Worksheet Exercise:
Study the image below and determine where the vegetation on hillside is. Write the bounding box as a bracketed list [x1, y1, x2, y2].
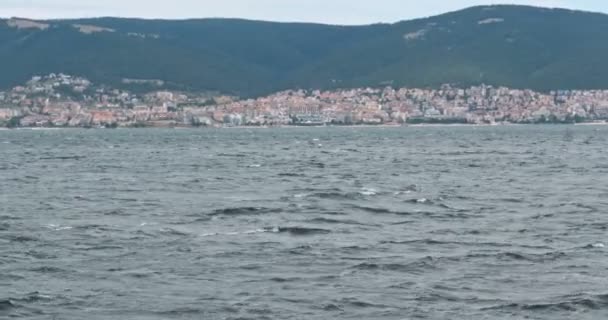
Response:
[1, 5, 608, 96]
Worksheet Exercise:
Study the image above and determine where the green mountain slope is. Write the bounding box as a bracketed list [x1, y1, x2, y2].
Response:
[1, 5, 608, 96]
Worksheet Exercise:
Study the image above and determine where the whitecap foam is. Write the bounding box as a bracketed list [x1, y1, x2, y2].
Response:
[201, 232, 219, 237]
[359, 188, 378, 196]
[201, 228, 272, 237]
[46, 224, 73, 231]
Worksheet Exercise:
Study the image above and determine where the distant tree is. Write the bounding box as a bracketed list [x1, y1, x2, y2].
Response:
[6, 116, 22, 128]
[344, 114, 353, 125]
[131, 121, 148, 128]
[201, 99, 216, 106]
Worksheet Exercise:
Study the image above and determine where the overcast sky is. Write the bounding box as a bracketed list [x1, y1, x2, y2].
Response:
[1, 0, 606, 24]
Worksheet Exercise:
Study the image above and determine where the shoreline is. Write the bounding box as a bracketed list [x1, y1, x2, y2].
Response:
[2, 121, 607, 130]
[574, 122, 608, 126]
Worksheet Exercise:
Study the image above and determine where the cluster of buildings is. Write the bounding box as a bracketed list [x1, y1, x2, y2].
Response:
[2, 74, 608, 128]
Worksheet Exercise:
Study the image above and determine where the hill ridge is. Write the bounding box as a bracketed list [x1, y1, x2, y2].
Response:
[2, 5, 608, 96]
[4, 4, 608, 25]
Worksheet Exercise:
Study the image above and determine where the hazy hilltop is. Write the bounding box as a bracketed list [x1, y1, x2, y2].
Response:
[1, 5, 608, 96]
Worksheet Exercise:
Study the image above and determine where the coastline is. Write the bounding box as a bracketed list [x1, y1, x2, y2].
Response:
[574, 121, 608, 126]
[3, 121, 608, 130]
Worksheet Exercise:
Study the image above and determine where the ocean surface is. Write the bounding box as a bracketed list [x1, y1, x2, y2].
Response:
[2, 126, 608, 320]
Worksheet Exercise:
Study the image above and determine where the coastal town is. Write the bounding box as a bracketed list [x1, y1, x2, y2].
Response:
[1, 73, 608, 128]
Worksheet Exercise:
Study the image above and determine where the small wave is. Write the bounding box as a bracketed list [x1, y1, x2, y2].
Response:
[310, 192, 360, 200]
[382, 239, 554, 250]
[498, 251, 566, 262]
[457, 251, 567, 263]
[217, 153, 246, 158]
[6, 235, 39, 242]
[286, 244, 313, 255]
[353, 262, 410, 271]
[391, 220, 415, 225]
[278, 173, 305, 177]
[207, 207, 282, 217]
[73, 224, 120, 232]
[403, 198, 465, 211]
[499, 198, 525, 203]
[559, 202, 598, 212]
[10, 292, 54, 304]
[159, 228, 190, 236]
[45, 224, 73, 231]
[337, 298, 390, 309]
[307, 160, 325, 168]
[154, 307, 208, 316]
[124, 271, 156, 279]
[0, 215, 19, 220]
[201, 228, 270, 237]
[269, 277, 302, 283]
[485, 293, 608, 312]
[29, 266, 66, 273]
[352, 205, 398, 214]
[415, 292, 485, 303]
[201, 226, 330, 238]
[406, 198, 433, 204]
[40, 155, 86, 160]
[26, 250, 57, 259]
[352, 258, 436, 273]
[585, 243, 605, 249]
[381, 239, 454, 246]
[335, 245, 370, 252]
[0, 299, 14, 311]
[277, 227, 331, 236]
[394, 186, 419, 195]
[359, 191, 377, 196]
[80, 245, 125, 251]
[109, 197, 139, 203]
[306, 217, 368, 226]
[359, 188, 379, 196]
[102, 209, 128, 216]
[73, 195, 94, 202]
[320, 303, 344, 311]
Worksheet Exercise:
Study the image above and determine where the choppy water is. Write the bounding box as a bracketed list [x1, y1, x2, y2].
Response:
[2, 126, 608, 319]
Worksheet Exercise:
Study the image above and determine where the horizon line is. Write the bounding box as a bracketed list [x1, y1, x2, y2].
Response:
[1, 4, 607, 27]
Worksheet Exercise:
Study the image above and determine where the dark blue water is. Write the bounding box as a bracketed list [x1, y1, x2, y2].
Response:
[2, 126, 608, 319]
